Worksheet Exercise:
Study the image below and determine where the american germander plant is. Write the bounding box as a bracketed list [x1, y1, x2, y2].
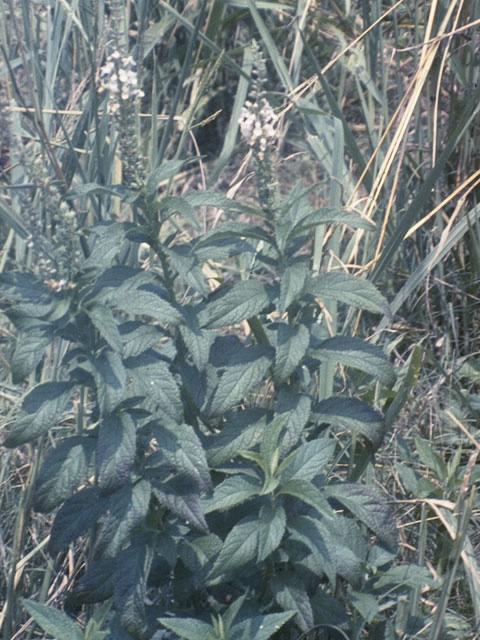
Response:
[2, 40, 420, 640]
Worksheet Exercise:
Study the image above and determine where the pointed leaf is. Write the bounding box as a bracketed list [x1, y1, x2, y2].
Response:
[120, 321, 163, 359]
[258, 504, 287, 561]
[324, 483, 397, 549]
[313, 336, 395, 385]
[203, 475, 261, 513]
[288, 515, 336, 584]
[274, 323, 309, 382]
[111, 284, 182, 325]
[279, 262, 308, 311]
[280, 437, 335, 482]
[11, 323, 54, 383]
[279, 479, 333, 519]
[208, 346, 273, 417]
[230, 612, 295, 640]
[97, 412, 136, 495]
[205, 409, 268, 466]
[271, 574, 314, 632]
[207, 516, 259, 581]
[33, 436, 96, 512]
[202, 280, 271, 329]
[277, 391, 311, 456]
[22, 599, 82, 640]
[153, 480, 208, 531]
[3, 381, 75, 447]
[91, 349, 126, 415]
[196, 221, 274, 247]
[85, 303, 123, 352]
[158, 617, 214, 640]
[296, 208, 375, 233]
[305, 272, 390, 315]
[373, 564, 438, 590]
[314, 396, 385, 451]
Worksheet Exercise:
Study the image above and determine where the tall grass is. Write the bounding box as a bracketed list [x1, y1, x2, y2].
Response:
[1, 0, 479, 638]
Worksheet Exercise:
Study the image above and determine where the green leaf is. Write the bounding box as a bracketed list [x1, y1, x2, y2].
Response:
[49, 487, 109, 555]
[279, 262, 308, 311]
[414, 435, 447, 481]
[180, 306, 215, 370]
[314, 396, 385, 451]
[22, 599, 83, 640]
[158, 617, 215, 640]
[271, 574, 314, 632]
[279, 479, 333, 519]
[84, 222, 128, 268]
[202, 280, 271, 329]
[90, 349, 126, 415]
[110, 284, 182, 325]
[153, 422, 212, 492]
[126, 354, 182, 422]
[373, 564, 438, 590]
[203, 475, 261, 513]
[277, 391, 311, 456]
[207, 516, 259, 582]
[158, 195, 200, 229]
[205, 409, 268, 467]
[97, 412, 136, 495]
[280, 437, 336, 483]
[288, 515, 336, 585]
[95, 480, 151, 558]
[3, 381, 75, 447]
[257, 504, 287, 561]
[208, 346, 273, 417]
[349, 589, 379, 623]
[115, 538, 154, 639]
[85, 303, 123, 352]
[313, 336, 396, 386]
[274, 322, 310, 383]
[153, 479, 208, 531]
[11, 323, 54, 383]
[305, 272, 390, 315]
[296, 207, 375, 233]
[195, 221, 274, 247]
[66, 182, 128, 199]
[33, 436, 96, 512]
[67, 558, 116, 605]
[229, 611, 295, 640]
[324, 484, 397, 549]
[120, 322, 163, 359]
[0, 271, 53, 305]
[145, 159, 190, 195]
[164, 243, 209, 294]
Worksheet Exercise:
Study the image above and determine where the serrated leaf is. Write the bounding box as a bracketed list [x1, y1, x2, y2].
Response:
[373, 564, 438, 590]
[277, 391, 311, 456]
[49, 487, 109, 555]
[271, 574, 314, 632]
[257, 504, 287, 562]
[97, 412, 136, 495]
[120, 322, 163, 359]
[95, 480, 151, 558]
[179, 306, 215, 370]
[115, 538, 154, 639]
[195, 221, 274, 247]
[66, 182, 128, 199]
[279, 479, 333, 519]
[164, 243, 208, 294]
[414, 435, 447, 481]
[279, 262, 308, 311]
[324, 484, 397, 549]
[259, 413, 288, 474]
[85, 303, 123, 352]
[158, 617, 215, 640]
[153, 422, 211, 492]
[84, 222, 128, 268]
[231, 612, 295, 640]
[145, 159, 189, 195]
[202, 280, 271, 329]
[90, 349, 126, 415]
[3, 381, 75, 447]
[313, 336, 395, 386]
[288, 515, 336, 585]
[208, 346, 273, 417]
[280, 437, 336, 482]
[153, 479, 208, 531]
[158, 195, 200, 229]
[203, 475, 261, 513]
[33, 436, 96, 512]
[0, 271, 53, 304]
[126, 354, 182, 422]
[207, 516, 259, 582]
[111, 284, 182, 325]
[22, 599, 83, 640]
[314, 396, 385, 451]
[67, 557, 116, 605]
[205, 409, 269, 467]
[296, 208, 375, 233]
[305, 272, 390, 315]
[349, 590, 379, 623]
[274, 322, 310, 382]
[11, 323, 54, 383]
